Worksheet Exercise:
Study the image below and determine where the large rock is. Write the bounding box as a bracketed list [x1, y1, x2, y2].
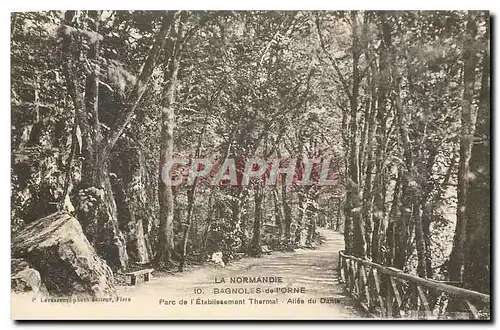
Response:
[12, 212, 116, 297]
[11, 258, 45, 294]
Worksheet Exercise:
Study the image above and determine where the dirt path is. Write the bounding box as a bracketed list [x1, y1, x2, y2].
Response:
[12, 228, 367, 319]
[115, 228, 366, 319]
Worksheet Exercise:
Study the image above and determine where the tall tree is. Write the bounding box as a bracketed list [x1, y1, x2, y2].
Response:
[449, 12, 479, 282]
[59, 10, 176, 270]
[463, 14, 490, 293]
[156, 12, 185, 268]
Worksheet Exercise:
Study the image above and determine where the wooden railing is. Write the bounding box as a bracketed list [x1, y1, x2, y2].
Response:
[338, 251, 490, 320]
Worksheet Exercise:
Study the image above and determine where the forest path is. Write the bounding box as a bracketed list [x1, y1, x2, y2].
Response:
[118, 228, 367, 319]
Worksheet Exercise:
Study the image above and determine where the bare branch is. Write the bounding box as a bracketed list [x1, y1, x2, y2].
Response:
[103, 11, 177, 158]
[315, 15, 352, 100]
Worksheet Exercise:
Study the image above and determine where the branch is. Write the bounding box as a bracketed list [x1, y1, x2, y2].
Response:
[259, 12, 299, 65]
[359, 47, 379, 81]
[59, 10, 91, 149]
[103, 11, 177, 158]
[262, 68, 315, 159]
[315, 15, 352, 100]
[181, 11, 219, 45]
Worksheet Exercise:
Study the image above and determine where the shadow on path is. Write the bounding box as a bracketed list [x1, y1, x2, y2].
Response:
[118, 228, 368, 319]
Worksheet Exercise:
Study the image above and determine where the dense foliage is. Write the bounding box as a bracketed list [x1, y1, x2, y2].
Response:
[11, 11, 489, 294]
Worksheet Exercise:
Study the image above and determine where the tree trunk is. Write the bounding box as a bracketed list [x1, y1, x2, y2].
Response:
[386, 172, 402, 267]
[272, 187, 283, 244]
[392, 36, 414, 272]
[179, 92, 213, 271]
[363, 68, 377, 259]
[463, 19, 490, 293]
[231, 186, 248, 252]
[413, 194, 426, 277]
[201, 192, 215, 255]
[306, 195, 318, 246]
[394, 174, 411, 270]
[422, 203, 434, 278]
[281, 184, 293, 249]
[60, 11, 129, 271]
[110, 139, 150, 264]
[178, 184, 195, 272]
[449, 13, 479, 282]
[295, 192, 309, 246]
[156, 16, 184, 268]
[250, 186, 264, 256]
[371, 13, 391, 264]
[347, 11, 366, 258]
[335, 197, 342, 231]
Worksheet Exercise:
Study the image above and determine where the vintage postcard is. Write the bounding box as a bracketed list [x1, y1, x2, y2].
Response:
[10, 10, 490, 320]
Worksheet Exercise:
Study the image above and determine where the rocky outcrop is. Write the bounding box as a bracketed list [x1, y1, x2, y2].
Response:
[11, 258, 45, 294]
[12, 212, 116, 297]
[110, 138, 151, 264]
[75, 185, 129, 272]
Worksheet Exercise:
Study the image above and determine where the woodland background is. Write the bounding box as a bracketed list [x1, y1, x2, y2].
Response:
[11, 11, 490, 295]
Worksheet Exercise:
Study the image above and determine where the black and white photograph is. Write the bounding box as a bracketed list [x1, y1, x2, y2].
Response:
[9, 9, 491, 320]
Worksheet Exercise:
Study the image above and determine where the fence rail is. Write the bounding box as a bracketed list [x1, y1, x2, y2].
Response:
[338, 250, 490, 320]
